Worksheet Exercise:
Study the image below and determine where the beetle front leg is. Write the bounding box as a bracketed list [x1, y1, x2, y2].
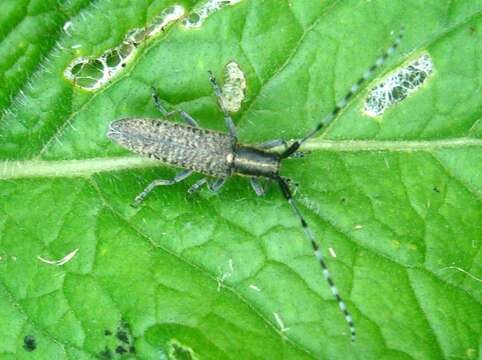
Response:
[208, 71, 237, 137]
[257, 139, 304, 158]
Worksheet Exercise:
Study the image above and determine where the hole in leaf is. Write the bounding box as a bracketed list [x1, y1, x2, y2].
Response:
[364, 53, 434, 116]
[182, 0, 244, 28]
[64, 5, 185, 91]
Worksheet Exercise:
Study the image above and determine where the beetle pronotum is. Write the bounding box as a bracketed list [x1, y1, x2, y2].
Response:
[108, 29, 404, 341]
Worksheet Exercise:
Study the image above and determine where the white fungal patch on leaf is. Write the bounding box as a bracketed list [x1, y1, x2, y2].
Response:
[64, 5, 185, 91]
[364, 53, 434, 116]
[183, 0, 244, 28]
[221, 61, 246, 113]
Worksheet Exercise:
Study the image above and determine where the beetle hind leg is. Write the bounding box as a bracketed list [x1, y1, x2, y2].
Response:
[132, 169, 193, 207]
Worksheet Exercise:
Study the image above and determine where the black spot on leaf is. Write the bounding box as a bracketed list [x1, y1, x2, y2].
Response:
[116, 329, 129, 344]
[23, 335, 36, 352]
[116, 345, 127, 354]
[99, 346, 113, 359]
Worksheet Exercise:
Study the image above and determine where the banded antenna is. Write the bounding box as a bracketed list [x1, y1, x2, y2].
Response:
[278, 28, 405, 341]
[281, 27, 405, 159]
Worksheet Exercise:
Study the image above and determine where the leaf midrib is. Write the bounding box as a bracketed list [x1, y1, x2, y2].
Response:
[1, 137, 480, 179]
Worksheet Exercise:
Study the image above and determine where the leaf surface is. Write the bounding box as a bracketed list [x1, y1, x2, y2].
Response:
[0, 1, 481, 359]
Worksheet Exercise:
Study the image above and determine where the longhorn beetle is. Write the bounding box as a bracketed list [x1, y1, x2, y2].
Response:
[107, 29, 404, 341]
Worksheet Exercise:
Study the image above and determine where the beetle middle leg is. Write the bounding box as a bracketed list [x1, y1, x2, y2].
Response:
[209, 178, 227, 192]
[151, 87, 199, 127]
[208, 71, 237, 137]
[187, 177, 226, 195]
[132, 169, 193, 207]
[250, 178, 265, 196]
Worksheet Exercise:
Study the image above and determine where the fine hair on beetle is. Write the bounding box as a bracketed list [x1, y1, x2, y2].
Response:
[107, 28, 404, 342]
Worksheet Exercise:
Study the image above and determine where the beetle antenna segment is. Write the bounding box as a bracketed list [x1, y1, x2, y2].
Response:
[277, 177, 356, 342]
[281, 27, 404, 159]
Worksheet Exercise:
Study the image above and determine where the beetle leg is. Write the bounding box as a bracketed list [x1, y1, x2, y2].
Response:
[208, 71, 237, 137]
[132, 169, 193, 207]
[187, 177, 226, 196]
[151, 87, 199, 127]
[257, 139, 304, 158]
[179, 111, 199, 127]
[151, 87, 176, 117]
[250, 178, 265, 196]
[187, 178, 208, 195]
[208, 178, 226, 193]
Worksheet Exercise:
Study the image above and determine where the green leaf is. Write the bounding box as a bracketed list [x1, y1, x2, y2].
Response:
[1, 0, 481, 359]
